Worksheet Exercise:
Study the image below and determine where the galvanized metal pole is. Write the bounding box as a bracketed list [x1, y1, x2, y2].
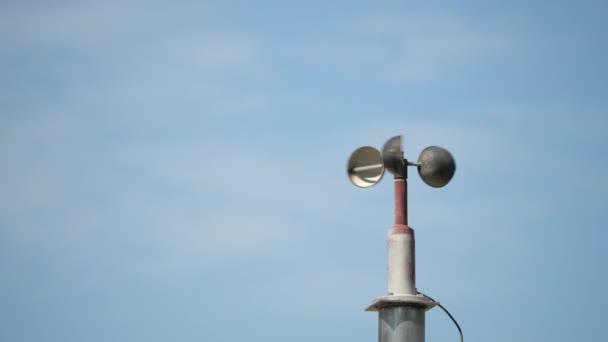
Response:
[379, 306, 425, 342]
[366, 177, 436, 342]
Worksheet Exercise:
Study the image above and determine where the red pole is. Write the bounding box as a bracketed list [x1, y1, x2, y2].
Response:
[394, 178, 408, 226]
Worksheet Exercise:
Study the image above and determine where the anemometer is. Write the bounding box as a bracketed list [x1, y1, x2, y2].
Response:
[347, 135, 455, 189]
[346, 135, 462, 342]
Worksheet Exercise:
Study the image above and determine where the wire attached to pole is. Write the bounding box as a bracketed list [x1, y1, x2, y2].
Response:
[417, 291, 464, 342]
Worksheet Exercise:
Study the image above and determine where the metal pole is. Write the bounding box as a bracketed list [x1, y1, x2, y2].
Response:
[367, 177, 435, 342]
[388, 178, 415, 296]
[379, 306, 425, 342]
[382, 178, 423, 342]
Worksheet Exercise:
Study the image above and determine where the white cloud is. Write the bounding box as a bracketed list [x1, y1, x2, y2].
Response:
[258, 268, 381, 317]
[287, 11, 520, 83]
[2, 1, 605, 287]
[0, 113, 321, 276]
[1, 1, 269, 121]
[1, 1, 210, 50]
[3, 99, 604, 281]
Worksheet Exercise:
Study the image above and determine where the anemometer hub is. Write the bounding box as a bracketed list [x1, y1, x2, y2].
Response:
[382, 135, 407, 178]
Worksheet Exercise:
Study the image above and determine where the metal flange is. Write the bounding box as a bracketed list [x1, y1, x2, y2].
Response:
[365, 294, 438, 312]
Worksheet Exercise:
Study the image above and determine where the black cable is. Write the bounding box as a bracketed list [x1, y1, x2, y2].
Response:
[417, 291, 464, 342]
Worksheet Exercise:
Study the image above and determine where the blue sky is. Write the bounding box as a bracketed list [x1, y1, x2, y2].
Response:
[1, 1, 607, 341]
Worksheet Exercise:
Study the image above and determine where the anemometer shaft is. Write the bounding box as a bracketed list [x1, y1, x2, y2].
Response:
[378, 178, 422, 342]
[394, 178, 408, 225]
[381, 178, 422, 342]
[387, 179, 416, 295]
